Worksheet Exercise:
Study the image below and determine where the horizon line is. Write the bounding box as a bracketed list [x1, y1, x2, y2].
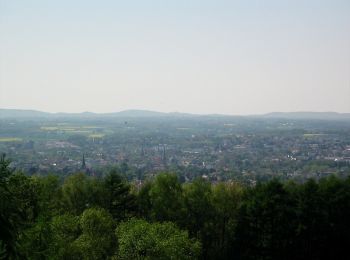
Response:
[1, 107, 350, 117]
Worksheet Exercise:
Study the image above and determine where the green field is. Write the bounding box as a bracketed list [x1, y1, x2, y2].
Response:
[303, 134, 327, 137]
[41, 125, 103, 134]
[40, 126, 59, 131]
[89, 134, 105, 138]
[0, 137, 23, 142]
[40, 124, 108, 139]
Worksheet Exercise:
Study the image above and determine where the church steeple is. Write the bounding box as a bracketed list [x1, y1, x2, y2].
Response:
[82, 153, 86, 169]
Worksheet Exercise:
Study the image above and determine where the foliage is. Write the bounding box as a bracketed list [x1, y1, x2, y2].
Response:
[49, 214, 80, 259]
[149, 173, 184, 223]
[116, 218, 201, 259]
[33, 175, 63, 218]
[19, 217, 52, 259]
[61, 173, 104, 215]
[74, 208, 116, 260]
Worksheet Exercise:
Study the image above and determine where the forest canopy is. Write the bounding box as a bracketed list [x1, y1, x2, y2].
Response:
[1, 154, 350, 259]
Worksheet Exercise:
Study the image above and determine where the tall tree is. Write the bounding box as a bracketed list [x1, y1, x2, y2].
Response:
[103, 170, 136, 221]
[74, 208, 116, 260]
[136, 180, 153, 219]
[210, 182, 243, 259]
[149, 173, 184, 223]
[0, 154, 22, 258]
[183, 178, 214, 258]
[8, 173, 39, 223]
[236, 179, 297, 260]
[318, 176, 350, 260]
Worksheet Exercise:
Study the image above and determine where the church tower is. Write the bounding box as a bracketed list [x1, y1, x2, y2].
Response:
[82, 153, 86, 169]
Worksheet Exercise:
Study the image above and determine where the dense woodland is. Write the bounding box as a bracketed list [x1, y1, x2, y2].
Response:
[1, 154, 350, 259]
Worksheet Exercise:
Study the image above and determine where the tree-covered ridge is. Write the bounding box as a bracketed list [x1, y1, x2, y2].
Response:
[1, 154, 350, 259]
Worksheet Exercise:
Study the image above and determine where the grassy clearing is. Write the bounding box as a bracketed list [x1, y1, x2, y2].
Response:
[40, 125, 106, 137]
[303, 134, 327, 137]
[0, 137, 22, 142]
[89, 134, 105, 138]
[82, 126, 103, 129]
[66, 130, 91, 134]
[41, 127, 59, 131]
[41, 125, 101, 131]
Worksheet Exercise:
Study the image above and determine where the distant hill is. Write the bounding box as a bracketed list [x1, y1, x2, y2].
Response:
[262, 112, 350, 121]
[108, 109, 167, 117]
[0, 109, 51, 118]
[1, 109, 350, 121]
[0, 109, 173, 119]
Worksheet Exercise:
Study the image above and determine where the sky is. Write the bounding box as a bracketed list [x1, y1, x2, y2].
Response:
[0, 0, 349, 115]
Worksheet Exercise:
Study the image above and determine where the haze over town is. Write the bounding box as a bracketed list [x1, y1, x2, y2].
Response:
[1, 0, 349, 115]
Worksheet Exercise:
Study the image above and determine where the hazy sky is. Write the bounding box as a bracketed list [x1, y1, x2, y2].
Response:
[0, 0, 349, 115]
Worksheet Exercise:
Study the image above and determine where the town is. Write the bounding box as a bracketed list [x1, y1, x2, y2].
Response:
[1, 111, 350, 184]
